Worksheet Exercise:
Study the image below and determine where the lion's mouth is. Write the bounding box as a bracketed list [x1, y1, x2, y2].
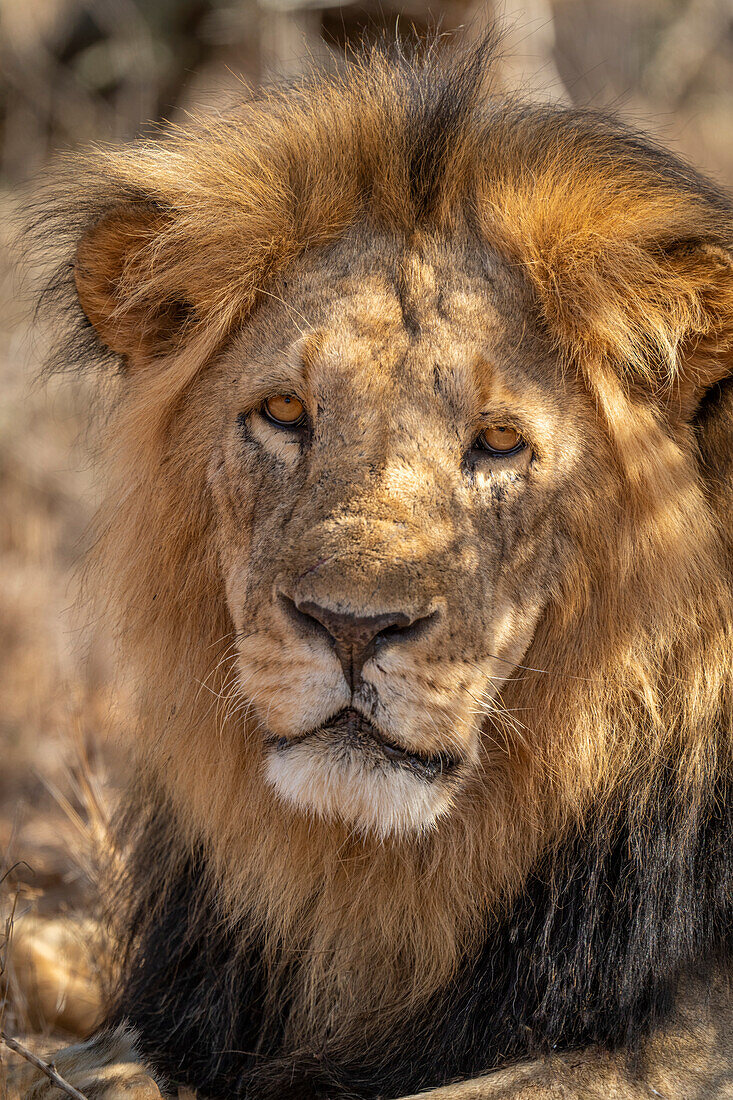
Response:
[266, 707, 461, 782]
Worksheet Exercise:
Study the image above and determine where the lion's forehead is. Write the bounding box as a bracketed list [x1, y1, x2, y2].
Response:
[311, 240, 513, 331]
[234, 240, 566, 426]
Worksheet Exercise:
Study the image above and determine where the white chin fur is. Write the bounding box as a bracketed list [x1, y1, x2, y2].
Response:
[264, 740, 455, 839]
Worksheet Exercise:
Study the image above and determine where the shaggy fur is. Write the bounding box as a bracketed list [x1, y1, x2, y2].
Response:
[29, 34, 733, 1100]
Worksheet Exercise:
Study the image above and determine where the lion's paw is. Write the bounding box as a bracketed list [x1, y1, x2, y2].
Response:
[23, 1025, 164, 1100]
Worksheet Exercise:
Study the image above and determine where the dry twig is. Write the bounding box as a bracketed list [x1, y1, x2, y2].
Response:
[0, 1031, 89, 1100]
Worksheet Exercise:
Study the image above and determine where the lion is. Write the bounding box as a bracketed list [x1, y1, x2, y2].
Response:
[23, 34, 733, 1100]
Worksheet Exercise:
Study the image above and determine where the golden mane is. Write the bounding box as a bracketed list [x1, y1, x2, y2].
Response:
[34, 37, 733, 1088]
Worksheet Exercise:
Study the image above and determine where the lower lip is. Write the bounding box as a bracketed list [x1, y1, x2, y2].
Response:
[267, 708, 461, 782]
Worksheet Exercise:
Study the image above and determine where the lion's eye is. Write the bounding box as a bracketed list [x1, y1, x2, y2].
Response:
[262, 394, 306, 427]
[474, 425, 524, 455]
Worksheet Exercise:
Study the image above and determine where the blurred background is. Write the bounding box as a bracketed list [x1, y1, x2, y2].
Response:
[5, 0, 733, 182]
[2, 0, 733, 1093]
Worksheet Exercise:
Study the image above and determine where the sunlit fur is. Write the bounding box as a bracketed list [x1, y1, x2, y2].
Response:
[34, 35, 733, 1093]
[24, 1026, 161, 1100]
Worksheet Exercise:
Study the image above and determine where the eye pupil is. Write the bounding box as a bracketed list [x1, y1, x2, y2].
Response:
[263, 394, 306, 427]
[476, 425, 523, 455]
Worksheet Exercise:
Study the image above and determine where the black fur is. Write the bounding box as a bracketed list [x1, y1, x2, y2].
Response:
[397, 31, 499, 220]
[109, 756, 733, 1100]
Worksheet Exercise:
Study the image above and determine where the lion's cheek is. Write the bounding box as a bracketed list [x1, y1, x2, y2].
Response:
[235, 628, 351, 737]
[363, 656, 483, 763]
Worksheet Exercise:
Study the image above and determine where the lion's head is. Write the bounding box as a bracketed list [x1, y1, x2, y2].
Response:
[41, 39, 733, 1046]
[207, 232, 575, 839]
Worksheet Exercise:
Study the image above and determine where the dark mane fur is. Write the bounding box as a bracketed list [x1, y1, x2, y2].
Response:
[109, 732, 733, 1099]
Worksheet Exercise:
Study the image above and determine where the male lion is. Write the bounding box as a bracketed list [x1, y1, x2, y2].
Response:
[25, 36, 733, 1100]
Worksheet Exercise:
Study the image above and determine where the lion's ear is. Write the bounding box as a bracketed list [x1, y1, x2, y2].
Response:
[666, 240, 733, 533]
[74, 203, 195, 364]
[667, 241, 733, 419]
[693, 376, 733, 546]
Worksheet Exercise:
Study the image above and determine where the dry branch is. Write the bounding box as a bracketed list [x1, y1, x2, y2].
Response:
[0, 1031, 89, 1100]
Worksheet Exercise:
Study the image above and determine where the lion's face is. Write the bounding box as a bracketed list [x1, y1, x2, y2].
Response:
[208, 232, 589, 837]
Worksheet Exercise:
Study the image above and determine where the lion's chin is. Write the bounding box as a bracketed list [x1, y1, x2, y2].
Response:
[263, 708, 461, 838]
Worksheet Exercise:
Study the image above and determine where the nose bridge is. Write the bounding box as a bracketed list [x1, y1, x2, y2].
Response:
[315, 417, 451, 529]
[288, 500, 454, 625]
[287, 371, 460, 611]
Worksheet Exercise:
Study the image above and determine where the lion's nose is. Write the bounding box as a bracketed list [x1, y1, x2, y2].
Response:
[280, 595, 434, 689]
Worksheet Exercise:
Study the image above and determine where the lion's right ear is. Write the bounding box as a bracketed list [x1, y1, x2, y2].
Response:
[73, 203, 195, 364]
[694, 376, 733, 554]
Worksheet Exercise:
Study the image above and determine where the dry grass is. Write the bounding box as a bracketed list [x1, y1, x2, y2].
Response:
[0, 189, 132, 1098]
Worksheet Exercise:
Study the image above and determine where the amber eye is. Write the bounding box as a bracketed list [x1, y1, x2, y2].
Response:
[475, 425, 524, 455]
[262, 394, 306, 427]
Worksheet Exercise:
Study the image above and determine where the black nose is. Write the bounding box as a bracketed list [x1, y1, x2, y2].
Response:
[282, 596, 433, 689]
